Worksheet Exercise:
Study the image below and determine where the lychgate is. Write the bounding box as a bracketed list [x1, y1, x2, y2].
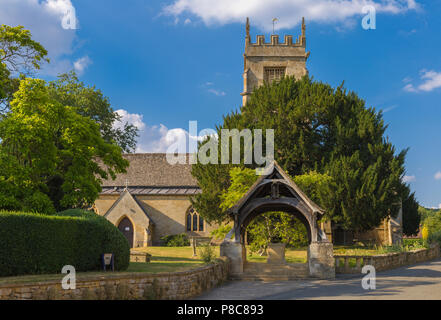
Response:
[220, 161, 335, 279]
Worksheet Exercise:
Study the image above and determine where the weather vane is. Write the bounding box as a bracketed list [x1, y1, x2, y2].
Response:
[272, 18, 278, 34]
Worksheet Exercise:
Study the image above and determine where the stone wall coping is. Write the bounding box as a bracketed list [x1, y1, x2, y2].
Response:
[334, 246, 437, 259]
[0, 257, 229, 289]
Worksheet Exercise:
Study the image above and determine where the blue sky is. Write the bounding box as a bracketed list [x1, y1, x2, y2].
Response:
[1, 0, 441, 208]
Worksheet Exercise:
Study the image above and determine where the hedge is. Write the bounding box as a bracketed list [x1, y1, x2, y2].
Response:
[160, 233, 190, 247]
[0, 209, 130, 277]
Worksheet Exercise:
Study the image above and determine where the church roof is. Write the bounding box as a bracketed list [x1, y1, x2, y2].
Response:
[100, 153, 199, 190]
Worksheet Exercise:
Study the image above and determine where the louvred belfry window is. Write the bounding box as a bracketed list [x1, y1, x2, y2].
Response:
[264, 67, 286, 84]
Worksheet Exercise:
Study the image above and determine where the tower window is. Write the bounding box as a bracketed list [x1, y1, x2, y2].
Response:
[264, 67, 286, 84]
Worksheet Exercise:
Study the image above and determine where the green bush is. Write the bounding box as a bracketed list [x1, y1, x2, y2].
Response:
[428, 230, 441, 247]
[199, 244, 216, 264]
[210, 225, 232, 240]
[160, 233, 190, 247]
[0, 209, 130, 277]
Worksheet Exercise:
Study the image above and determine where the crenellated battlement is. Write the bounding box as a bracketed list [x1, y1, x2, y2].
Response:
[247, 34, 304, 47]
[245, 17, 306, 48]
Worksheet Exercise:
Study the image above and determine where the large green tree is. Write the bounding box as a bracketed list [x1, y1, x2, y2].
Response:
[192, 76, 414, 232]
[0, 25, 49, 112]
[48, 72, 139, 153]
[0, 78, 129, 213]
[0, 25, 138, 152]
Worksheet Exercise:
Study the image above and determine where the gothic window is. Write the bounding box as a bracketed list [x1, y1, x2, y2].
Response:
[264, 67, 286, 84]
[193, 214, 198, 231]
[199, 216, 204, 232]
[186, 207, 204, 232]
[186, 212, 192, 231]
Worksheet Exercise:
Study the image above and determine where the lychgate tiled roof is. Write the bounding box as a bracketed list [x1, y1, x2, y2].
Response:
[100, 153, 199, 189]
[101, 186, 201, 196]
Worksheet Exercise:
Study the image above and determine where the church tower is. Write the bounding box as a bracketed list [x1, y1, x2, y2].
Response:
[241, 17, 310, 106]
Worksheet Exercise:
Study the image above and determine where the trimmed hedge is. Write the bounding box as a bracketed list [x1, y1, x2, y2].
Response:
[0, 209, 130, 277]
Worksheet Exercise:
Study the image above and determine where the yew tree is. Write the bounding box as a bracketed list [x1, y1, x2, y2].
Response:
[192, 76, 417, 232]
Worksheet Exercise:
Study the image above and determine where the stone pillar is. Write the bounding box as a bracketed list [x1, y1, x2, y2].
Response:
[267, 243, 286, 264]
[307, 241, 335, 279]
[220, 241, 245, 275]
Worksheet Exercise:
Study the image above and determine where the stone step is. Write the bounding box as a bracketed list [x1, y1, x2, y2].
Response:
[243, 262, 308, 274]
[232, 262, 310, 281]
[230, 274, 311, 281]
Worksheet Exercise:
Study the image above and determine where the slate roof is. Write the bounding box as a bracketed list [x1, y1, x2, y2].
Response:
[100, 186, 201, 196]
[100, 154, 199, 192]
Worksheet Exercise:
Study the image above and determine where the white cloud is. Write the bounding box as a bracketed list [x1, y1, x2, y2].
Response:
[382, 104, 398, 113]
[404, 70, 441, 93]
[435, 171, 441, 180]
[402, 175, 416, 183]
[73, 56, 92, 76]
[207, 88, 226, 96]
[0, 0, 80, 76]
[114, 109, 146, 131]
[203, 82, 226, 96]
[163, 0, 419, 31]
[113, 109, 211, 153]
[403, 83, 417, 92]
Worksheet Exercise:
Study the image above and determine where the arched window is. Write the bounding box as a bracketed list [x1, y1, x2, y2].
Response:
[199, 216, 204, 232]
[186, 213, 192, 231]
[193, 214, 198, 231]
[186, 207, 204, 232]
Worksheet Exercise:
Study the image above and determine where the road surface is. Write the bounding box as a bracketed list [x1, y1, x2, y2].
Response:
[197, 259, 441, 300]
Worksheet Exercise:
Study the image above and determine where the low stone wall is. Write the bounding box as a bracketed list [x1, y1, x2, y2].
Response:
[334, 245, 440, 274]
[0, 257, 229, 300]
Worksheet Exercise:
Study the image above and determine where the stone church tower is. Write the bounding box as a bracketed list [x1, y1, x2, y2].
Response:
[241, 17, 310, 105]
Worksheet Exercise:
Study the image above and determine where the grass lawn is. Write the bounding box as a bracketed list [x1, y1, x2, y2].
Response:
[333, 246, 381, 256]
[0, 246, 211, 285]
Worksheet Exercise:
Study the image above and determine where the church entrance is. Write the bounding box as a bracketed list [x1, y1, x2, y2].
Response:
[118, 217, 134, 248]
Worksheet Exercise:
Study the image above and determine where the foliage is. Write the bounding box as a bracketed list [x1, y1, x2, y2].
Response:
[199, 244, 216, 264]
[403, 238, 427, 251]
[424, 215, 441, 233]
[422, 225, 430, 242]
[0, 209, 130, 277]
[48, 72, 139, 153]
[427, 231, 441, 247]
[419, 206, 441, 222]
[219, 166, 258, 211]
[160, 233, 190, 247]
[192, 76, 408, 232]
[0, 78, 129, 212]
[210, 224, 233, 240]
[291, 171, 335, 215]
[247, 212, 308, 254]
[402, 238, 424, 247]
[401, 188, 421, 236]
[0, 25, 49, 111]
[0, 25, 137, 150]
